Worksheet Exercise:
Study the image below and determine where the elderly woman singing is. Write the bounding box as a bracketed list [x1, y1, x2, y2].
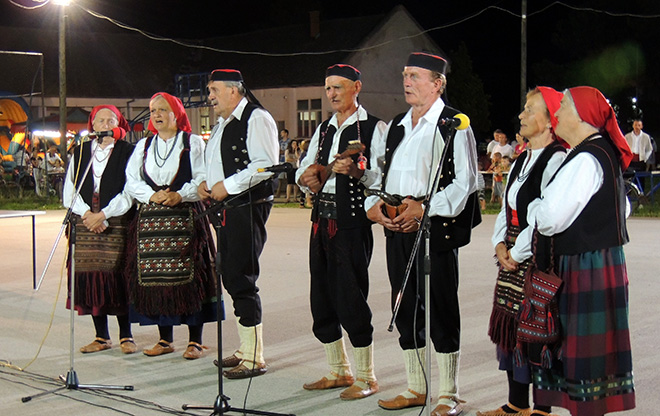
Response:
[63, 105, 136, 354]
[125, 92, 217, 360]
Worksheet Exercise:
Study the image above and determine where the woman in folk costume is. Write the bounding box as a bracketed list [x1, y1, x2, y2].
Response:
[125, 92, 217, 360]
[478, 88, 566, 416]
[63, 105, 137, 354]
[526, 87, 635, 415]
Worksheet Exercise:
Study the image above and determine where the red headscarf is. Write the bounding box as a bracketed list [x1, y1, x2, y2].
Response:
[88, 105, 130, 139]
[568, 86, 633, 170]
[147, 92, 192, 135]
[536, 86, 567, 147]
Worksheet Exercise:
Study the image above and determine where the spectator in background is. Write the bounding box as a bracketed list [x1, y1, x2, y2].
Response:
[284, 139, 301, 203]
[491, 132, 514, 159]
[512, 133, 527, 160]
[275, 129, 291, 198]
[624, 119, 653, 171]
[487, 129, 504, 157]
[488, 152, 504, 204]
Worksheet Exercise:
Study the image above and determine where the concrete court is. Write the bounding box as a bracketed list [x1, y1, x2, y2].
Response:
[0, 208, 656, 416]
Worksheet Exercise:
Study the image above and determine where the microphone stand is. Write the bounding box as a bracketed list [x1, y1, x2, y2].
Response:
[386, 127, 458, 416]
[184, 177, 294, 416]
[23, 138, 134, 404]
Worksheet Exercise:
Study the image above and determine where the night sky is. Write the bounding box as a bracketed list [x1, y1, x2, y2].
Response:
[2, 0, 659, 139]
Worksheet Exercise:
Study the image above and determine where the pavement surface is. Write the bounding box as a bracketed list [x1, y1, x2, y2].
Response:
[0, 208, 655, 415]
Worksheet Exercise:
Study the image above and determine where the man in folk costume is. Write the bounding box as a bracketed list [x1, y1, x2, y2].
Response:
[297, 64, 387, 400]
[198, 69, 279, 379]
[63, 105, 136, 354]
[366, 52, 480, 416]
[125, 92, 217, 360]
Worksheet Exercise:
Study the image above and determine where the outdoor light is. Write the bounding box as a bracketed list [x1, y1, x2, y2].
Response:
[632, 97, 638, 103]
[52, 0, 71, 5]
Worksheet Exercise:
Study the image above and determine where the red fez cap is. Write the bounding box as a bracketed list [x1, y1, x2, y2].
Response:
[326, 64, 361, 81]
[406, 52, 448, 74]
[210, 69, 244, 82]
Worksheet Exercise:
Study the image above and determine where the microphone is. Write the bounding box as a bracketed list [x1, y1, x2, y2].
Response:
[438, 113, 470, 130]
[257, 162, 292, 173]
[89, 127, 126, 141]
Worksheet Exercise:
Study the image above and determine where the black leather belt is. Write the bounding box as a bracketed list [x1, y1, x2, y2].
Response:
[317, 192, 337, 219]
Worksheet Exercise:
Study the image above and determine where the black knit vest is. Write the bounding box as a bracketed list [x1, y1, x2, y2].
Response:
[311, 113, 381, 228]
[551, 135, 629, 255]
[73, 140, 135, 209]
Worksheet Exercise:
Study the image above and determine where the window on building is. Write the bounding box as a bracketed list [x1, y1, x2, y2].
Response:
[297, 99, 322, 138]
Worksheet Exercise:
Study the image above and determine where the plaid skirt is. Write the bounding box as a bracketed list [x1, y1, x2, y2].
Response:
[532, 246, 635, 415]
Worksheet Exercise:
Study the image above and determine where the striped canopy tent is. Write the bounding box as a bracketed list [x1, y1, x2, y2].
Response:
[0, 91, 31, 128]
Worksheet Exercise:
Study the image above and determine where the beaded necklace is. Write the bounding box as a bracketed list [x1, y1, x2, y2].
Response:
[154, 132, 179, 168]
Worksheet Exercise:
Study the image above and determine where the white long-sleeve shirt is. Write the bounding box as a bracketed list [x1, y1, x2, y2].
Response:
[125, 132, 206, 203]
[527, 150, 604, 237]
[62, 141, 134, 219]
[296, 105, 387, 194]
[204, 97, 278, 195]
[365, 97, 478, 218]
[491, 148, 565, 262]
[625, 130, 653, 163]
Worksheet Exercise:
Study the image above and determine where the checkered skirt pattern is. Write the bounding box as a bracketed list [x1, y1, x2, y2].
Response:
[533, 246, 635, 415]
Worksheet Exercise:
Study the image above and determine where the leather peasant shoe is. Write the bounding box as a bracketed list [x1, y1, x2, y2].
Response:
[182, 342, 205, 360]
[143, 340, 174, 356]
[223, 361, 267, 379]
[119, 337, 137, 354]
[476, 403, 533, 416]
[303, 372, 355, 390]
[214, 351, 242, 368]
[80, 337, 111, 353]
[378, 389, 426, 410]
[339, 378, 379, 400]
[431, 396, 466, 416]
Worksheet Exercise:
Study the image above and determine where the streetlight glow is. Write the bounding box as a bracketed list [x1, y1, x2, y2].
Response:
[52, 0, 71, 6]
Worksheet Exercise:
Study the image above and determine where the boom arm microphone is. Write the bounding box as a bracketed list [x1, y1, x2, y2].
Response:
[89, 127, 126, 141]
[256, 162, 292, 173]
[438, 113, 470, 130]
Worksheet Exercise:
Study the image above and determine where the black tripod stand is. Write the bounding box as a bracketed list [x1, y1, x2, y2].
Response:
[183, 183, 294, 416]
[23, 139, 134, 403]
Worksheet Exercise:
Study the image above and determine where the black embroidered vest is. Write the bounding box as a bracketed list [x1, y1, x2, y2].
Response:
[220, 103, 257, 178]
[73, 140, 135, 209]
[311, 113, 380, 228]
[506, 141, 566, 230]
[384, 105, 481, 251]
[551, 135, 629, 255]
[142, 132, 192, 192]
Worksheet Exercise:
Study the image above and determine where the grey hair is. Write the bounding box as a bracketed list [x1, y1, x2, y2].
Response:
[430, 71, 447, 95]
[224, 81, 246, 96]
